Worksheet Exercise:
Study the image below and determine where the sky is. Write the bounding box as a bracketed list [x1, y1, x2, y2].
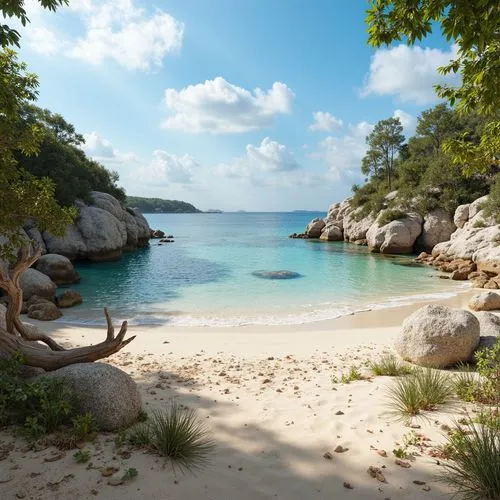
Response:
[12, 0, 459, 211]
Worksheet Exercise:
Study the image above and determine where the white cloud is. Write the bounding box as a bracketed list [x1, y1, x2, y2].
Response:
[216, 137, 300, 182]
[308, 111, 343, 132]
[82, 131, 137, 163]
[362, 44, 460, 104]
[21, 0, 184, 70]
[139, 150, 199, 184]
[309, 121, 374, 179]
[162, 77, 295, 134]
[393, 109, 416, 137]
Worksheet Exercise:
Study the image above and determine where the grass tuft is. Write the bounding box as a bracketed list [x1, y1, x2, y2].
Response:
[370, 354, 413, 376]
[439, 421, 500, 500]
[129, 403, 214, 472]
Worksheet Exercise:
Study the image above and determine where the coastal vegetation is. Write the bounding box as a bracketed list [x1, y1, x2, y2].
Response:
[126, 196, 201, 214]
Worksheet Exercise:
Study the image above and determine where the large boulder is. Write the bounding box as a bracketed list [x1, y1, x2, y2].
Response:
[416, 209, 456, 251]
[468, 196, 488, 220]
[20, 268, 57, 301]
[474, 312, 500, 353]
[469, 291, 500, 311]
[43, 224, 87, 261]
[343, 209, 375, 243]
[36, 254, 80, 285]
[367, 212, 423, 254]
[453, 204, 470, 229]
[320, 223, 343, 241]
[57, 290, 82, 308]
[43, 363, 142, 431]
[27, 301, 62, 321]
[305, 218, 326, 238]
[395, 305, 480, 368]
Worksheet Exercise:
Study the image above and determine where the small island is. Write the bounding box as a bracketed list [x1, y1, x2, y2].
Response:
[126, 196, 201, 214]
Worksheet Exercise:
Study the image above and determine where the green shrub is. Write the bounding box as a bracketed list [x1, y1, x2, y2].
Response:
[370, 354, 413, 376]
[73, 449, 91, 463]
[474, 339, 500, 405]
[129, 403, 214, 472]
[483, 175, 500, 223]
[439, 422, 500, 500]
[71, 413, 99, 442]
[378, 209, 407, 226]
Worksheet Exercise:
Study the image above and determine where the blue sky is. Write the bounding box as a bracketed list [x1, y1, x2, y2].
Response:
[14, 0, 458, 211]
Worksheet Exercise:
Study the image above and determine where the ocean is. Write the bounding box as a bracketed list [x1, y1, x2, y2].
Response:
[61, 212, 464, 326]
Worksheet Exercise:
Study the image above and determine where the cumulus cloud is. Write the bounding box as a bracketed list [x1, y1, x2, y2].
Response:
[21, 0, 184, 70]
[362, 44, 460, 104]
[215, 138, 300, 184]
[139, 150, 199, 184]
[393, 109, 416, 137]
[82, 131, 137, 163]
[308, 111, 343, 132]
[162, 77, 295, 134]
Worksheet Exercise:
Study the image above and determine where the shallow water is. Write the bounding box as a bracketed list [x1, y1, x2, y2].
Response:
[63, 212, 463, 326]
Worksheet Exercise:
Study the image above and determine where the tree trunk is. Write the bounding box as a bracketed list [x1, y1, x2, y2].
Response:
[0, 243, 136, 370]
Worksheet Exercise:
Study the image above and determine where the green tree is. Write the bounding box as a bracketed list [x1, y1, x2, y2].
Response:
[366, 1, 500, 177]
[1, 1, 68, 48]
[361, 117, 405, 190]
[415, 104, 459, 155]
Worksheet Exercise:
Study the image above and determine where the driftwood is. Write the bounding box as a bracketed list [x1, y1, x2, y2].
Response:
[0, 244, 135, 370]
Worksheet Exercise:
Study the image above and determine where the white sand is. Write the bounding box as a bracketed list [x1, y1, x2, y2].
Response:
[0, 288, 490, 499]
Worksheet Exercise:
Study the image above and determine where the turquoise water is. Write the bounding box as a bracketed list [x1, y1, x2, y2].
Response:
[64, 212, 463, 326]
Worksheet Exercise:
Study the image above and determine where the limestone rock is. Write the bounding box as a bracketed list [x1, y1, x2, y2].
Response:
[468, 196, 488, 220]
[305, 218, 326, 238]
[454, 204, 470, 229]
[20, 269, 57, 301]
[343, 210, 375, 242]
[320, 223, 343, 241]
[416, 209, 456, 251]
[394, 305, 480, 368]
[57, 290, 82, 308]
[27, 301, 62, 321]
[474, 312, 500, 353]
[469, 292, 500, 311]
[43, 363, 142, 431]
[36, 254, 80, 285]
[367, 212, 423, 254]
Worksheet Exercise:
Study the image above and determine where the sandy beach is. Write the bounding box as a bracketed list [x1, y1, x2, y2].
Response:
[0, 289, 491, 500]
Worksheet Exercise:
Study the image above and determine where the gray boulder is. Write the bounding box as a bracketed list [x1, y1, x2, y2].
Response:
[43, 225, 87, 261]
[343, 209, 375, 243]
[469, 291, 500, 311]
[44, 363, 142, 431]
[474, 312, 500, 353]
[320, 223, 343, 241]
[453, 204, 470, 229]
[395, 305, 480, 368]
[416, 209, 456, 251]
[90, 191, 125, 222]
[36, 254, 80, 285]
[367, 212, 423, 254]
[57, 289, 82, 308]
[20, 268, 57, 301]
[305, 218, 326, 238]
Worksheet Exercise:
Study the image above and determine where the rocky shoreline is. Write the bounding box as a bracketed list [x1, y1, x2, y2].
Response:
[296, 194, 500, 289]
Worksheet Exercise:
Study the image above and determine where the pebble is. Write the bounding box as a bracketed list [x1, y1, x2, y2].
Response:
[343, 482, 354, 489]
[376, 449, 387, 457]
[323, 452, 333, 460]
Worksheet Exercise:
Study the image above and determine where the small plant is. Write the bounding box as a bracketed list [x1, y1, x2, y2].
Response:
[123, 468, 138, 481]
[378, 209, 406, 226]
[474, 339, 499, 405]
[393, 447, 410, 459]
[73, 449, 91, 463]
[402, 430, 419, 447]
[137, 409, 148, 422]
[337, 366, 366, 384]
[387, 374, 423, 421]
[414, 367, 453, 410]
[130, 403, 214, 472]
[71, 413, 99, 442]
[439, 421, 500, 500]
[453, 369, 479, 402]
[114, 430, 128, 449]
[370, 354, 413, 376]
[474, 408, 500, 432]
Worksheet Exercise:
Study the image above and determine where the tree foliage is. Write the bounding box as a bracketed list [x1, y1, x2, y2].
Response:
[126, 197, 201, 214]
[366, 0, 500, 176]
[0, 0, 68, 48]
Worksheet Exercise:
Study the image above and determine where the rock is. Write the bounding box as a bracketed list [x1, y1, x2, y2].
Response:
[454, 204, 470, 228]
[56, 290, 82, 308]
[20, 268, 57, 301]
[451, 268, 469, 280]
[252, 270, 302, 280]
[343, 210, 375, 243]
[24, 226, 47, 255]
[27, 301, 62, 321]
[151, 229, 165, 239]
[36, 254, 80, 285]
[43, 363, 142, 431]
[320, 223, 343, 241]
[367, 212, 423, 254]
[484, 279, 499, 290]
[474, 312, 500, 353]
[468, 196, 488, 220]
[469, 292, 500, 311]
[305, 218, 326, 238]
[416, 209, 456, 251]
[395, 305, 480, 368]
[43, 224, 87, 261]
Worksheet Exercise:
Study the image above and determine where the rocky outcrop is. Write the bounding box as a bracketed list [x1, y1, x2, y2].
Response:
[366, 212, 423, 254]
[454, 204, 469, 228]
[416, 209, 456, 251]
[20, 269, 57, 301]
[343, 210, 375, 244]
[469, 291, 500, 311]
[35, 254, 80, 285]
[305, 218, 325, 238]
[394, 305, 480, 368]
[35, 191, 151, 262]
[43, 363, 142, 431]
[320, 222, 343, 241]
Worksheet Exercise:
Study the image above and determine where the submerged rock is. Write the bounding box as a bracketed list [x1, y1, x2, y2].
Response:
[252, 270, 302, 280]
[395, 305, 480, 368]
